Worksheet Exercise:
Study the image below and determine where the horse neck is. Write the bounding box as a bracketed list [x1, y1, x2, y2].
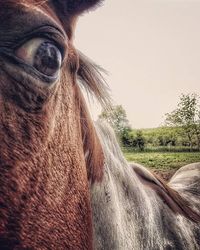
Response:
[94, 121, 200, 227]
[0, 84, 94, 249]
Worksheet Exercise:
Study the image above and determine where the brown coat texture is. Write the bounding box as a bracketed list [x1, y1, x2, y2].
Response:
[0, 1, 104, 249]
[0, 1, 199, 250]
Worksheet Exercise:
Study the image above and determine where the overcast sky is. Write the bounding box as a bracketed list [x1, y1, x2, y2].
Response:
[75, 0, 200, 128]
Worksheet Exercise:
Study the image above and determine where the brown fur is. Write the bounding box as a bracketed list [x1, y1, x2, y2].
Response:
[0, 1, 104, 249]
[0, 0, 199, 249]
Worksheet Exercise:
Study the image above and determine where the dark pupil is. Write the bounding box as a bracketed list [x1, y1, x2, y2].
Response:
[34, 42, 62, 77]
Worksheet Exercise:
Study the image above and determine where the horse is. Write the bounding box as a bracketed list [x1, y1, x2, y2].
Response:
[0, 1, 199, 249]
[92, 121, 200, 249]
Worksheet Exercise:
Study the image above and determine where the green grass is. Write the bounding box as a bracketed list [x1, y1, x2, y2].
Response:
[123, 151, 200, 171]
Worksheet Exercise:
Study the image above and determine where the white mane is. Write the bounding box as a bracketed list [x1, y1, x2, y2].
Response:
[91, 120, 200, 250]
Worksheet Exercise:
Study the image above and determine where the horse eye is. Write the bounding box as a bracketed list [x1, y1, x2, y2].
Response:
[15, 38, 62, 77]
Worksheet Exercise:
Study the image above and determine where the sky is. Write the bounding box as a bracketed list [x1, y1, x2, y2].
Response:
[75, 0, 200, 128]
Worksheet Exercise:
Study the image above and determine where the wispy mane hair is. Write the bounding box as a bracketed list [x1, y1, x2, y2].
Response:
[77, 51, 111, 108]
[75, 52, 111, 184]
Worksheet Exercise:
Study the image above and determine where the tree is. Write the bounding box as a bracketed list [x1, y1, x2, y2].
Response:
[121, 129, 146, 151]
[135, 130, 145, 151]
[99, 105, 131, 137]
[121, 130, 136, 148]
[165, 94, 200, 150]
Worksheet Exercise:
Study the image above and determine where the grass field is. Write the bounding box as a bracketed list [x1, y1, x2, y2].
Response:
[124, 151, 200, 171]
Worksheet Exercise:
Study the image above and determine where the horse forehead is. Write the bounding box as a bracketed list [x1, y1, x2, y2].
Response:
[21, 2, 62, 24]
[21, 2, 54, 18]
[0, 1, 63, 31]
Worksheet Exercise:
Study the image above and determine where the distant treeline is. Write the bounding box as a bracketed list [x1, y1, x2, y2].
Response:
[121, 127, 200, 152]
[99, 94, 200, 153]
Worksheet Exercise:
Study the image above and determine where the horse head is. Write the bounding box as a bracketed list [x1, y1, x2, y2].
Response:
[0, 1, 105, 249]
[1, 2, 200, 250]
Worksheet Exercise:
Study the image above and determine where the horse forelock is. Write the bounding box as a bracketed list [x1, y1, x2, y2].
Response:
[134, 166, 200, 223]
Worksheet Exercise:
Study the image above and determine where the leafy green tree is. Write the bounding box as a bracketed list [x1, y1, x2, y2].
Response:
[121, 130, 146, 151]
[121, 130, 135, 148]
[135, 130, 145, 151]
[165, 94, 200, 150]
[99, 105, 131, 137]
